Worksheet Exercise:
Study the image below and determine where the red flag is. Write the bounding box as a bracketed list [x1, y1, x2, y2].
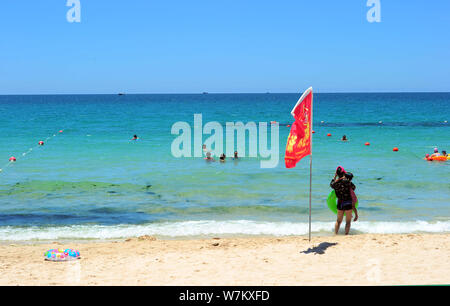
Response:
[285, 87, 313, 168]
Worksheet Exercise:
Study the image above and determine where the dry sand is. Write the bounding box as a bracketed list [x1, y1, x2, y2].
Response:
[0, 233, 449, 286]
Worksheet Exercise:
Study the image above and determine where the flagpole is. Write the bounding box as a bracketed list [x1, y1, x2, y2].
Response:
[285, 87, 313, 242]
[309, 153, 312, 242]
[309, 89, 313, 242]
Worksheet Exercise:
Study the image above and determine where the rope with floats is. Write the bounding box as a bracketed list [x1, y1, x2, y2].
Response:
[0, 129, 64, 174]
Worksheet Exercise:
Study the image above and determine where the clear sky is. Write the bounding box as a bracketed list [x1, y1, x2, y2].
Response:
[1, 1, 449, 94]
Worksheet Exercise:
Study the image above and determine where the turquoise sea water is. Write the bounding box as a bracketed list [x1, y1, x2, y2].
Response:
[0, 93, 448, 240]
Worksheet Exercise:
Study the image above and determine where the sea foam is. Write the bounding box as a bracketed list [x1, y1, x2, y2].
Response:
[0, 220, 449, 241]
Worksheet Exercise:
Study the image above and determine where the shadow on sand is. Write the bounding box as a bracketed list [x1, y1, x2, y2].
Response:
[301, 242, 338, 255]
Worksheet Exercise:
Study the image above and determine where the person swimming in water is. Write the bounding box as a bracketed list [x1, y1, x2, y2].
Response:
[219, 153, 226, 162]
[202, 144, 209, 158]
[341, 135, 348, 141]
[442, 150, 447, 157]
[131, 135, 139, 141]
[430, 148, 440, 157]
[205, 151, 215, 161]
[233, 151, 239, 160]
[330, 166, 357, 235]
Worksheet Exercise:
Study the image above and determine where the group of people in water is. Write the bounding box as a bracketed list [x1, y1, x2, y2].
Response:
[340, 134, 447, 161]
[128, 133, 444, 236]
[425, 147, 447, 160]
[203, 144, 239, 162]
[202, 143, 358, 234]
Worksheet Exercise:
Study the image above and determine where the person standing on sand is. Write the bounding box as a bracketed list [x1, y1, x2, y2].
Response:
[330, 166, 357, 235]
[344, 172, 359, 222]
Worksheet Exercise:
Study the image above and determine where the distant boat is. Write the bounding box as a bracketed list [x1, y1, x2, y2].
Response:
[202, 92, 208, 95]
[118, 93, 125, 96]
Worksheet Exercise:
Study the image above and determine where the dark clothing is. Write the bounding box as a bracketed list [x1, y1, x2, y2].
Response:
[337, 200, 353, 211]
[330, 178, 356, 204]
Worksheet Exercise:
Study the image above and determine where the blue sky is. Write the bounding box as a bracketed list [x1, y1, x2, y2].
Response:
[1, 1, 449, 94]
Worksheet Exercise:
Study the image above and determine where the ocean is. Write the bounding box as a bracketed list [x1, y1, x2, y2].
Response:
[0, 93, 449, 241]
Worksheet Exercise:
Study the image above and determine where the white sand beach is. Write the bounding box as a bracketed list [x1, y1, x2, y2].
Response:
[0, 233, 449, 286]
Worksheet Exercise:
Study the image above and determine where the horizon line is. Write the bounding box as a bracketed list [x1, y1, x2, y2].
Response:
[1, 90, 450, 96]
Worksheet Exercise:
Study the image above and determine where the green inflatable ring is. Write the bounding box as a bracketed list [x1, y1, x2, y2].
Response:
[327, 190, 358, 214]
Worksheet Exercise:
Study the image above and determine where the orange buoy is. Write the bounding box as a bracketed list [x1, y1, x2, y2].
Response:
[327, 133, 331, 137]
[312, 130, 315, 134]
[393, 147, 399, 152]
[59, 130, 63, 133]
[286, 125, 291, 127]
[9, 156, 16, 162]
[38, 141, 44, 146]
[365, 142, 370, 146]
